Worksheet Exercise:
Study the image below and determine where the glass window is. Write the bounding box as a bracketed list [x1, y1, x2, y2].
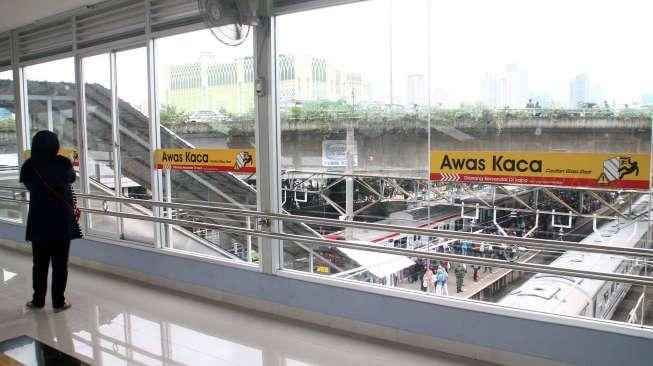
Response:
[24, 58, 78, 149]
[115, 47, 154, 244]
[0, 69, 21, 222]
[156, 30, 256, 261]
[83, 53, 118, 235]
[0, 70, 17, 165]
[276, 1, 429, 274]
[274, 0, 653, 326]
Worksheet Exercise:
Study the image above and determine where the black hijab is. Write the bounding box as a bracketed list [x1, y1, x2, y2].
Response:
[30, 130, 60, 162]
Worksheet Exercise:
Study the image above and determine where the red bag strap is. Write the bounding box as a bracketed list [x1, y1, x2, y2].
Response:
[32, 166, 75, 212]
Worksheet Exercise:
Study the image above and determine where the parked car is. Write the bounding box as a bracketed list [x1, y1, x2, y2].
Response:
[188, 110, 220, 123]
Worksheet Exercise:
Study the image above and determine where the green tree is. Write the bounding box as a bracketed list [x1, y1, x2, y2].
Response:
[160, 104, 189, 126]
[0, 119, 16, 133]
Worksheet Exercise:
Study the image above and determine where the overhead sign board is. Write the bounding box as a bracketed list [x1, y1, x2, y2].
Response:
[322, 140, 358, 168]
[155, 149, 255, 173]
[430, 150, 649, 190]
[23, 148, 80, 167]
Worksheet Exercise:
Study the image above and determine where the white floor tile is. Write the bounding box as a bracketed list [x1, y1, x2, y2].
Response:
[0, 246, 496, 366]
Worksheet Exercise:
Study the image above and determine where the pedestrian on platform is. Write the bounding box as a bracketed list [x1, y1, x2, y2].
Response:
[454, 263, 467, 293]
[20, 131, 80, 312]
[440, 260, 450, 273]
[435, 266, 449, 296]
[472, 264, 481, 282]
[461, 241, 469, 256]
[484, 244, 494, 273]
[418, 264, 427, 292]
[423, 267, 435, 293]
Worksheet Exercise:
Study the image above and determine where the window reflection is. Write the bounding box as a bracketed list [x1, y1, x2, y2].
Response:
[24, 58, 78, 149]
[70, 308, 263, 366]
[84, 53, 119, 235]
[155, 29, 257, 261]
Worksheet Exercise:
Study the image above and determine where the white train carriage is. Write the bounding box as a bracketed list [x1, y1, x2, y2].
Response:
[498, 196, 650, 319]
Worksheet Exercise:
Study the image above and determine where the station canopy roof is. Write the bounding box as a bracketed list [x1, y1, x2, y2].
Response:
[338, 241, 415, 278]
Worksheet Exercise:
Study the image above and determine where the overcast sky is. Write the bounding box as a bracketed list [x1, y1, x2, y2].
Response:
[14, 0, 653, 108]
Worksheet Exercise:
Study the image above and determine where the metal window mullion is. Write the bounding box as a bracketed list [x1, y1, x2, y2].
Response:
[254, 11, 282, 274]
[110, 51, 123, 239]
[75, 54, 91, 235]
[11, 30, 29, 223]
[147, 37, 165, 249]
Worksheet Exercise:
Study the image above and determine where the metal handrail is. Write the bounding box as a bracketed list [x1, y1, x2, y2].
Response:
[2, 187, 652, 259]
[0, 180, 633, 220]
[75, 207, 653, 287]
[2, 194, 653, 287]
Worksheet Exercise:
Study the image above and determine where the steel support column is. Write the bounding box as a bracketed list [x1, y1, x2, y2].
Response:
[255, 5, 282, 274]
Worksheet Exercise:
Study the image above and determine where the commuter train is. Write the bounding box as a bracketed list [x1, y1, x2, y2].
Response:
[498, 195, 650, 320]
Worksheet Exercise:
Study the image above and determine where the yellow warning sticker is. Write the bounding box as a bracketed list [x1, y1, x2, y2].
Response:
[23, 148, 80, 166]
[430, 150, 649, 190]
[154, 149, 256, 173]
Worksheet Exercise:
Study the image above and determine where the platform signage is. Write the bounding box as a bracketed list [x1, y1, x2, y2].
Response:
[23, 148, 80, 167]
[155, 148, 255, 173]
[322, 140, 358, 168]
[316, 266, 330, 273]
[430, 150, 649, 190]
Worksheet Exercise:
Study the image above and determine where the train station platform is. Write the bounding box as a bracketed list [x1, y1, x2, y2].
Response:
[397, 250, 540, 300]
[397, 262, 513, 299]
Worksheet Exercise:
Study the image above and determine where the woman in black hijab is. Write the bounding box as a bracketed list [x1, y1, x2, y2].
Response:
[19, 130, 79, 312]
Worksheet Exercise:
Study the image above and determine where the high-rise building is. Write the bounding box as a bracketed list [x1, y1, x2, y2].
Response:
[504, 63, 529, 109]
[590, 84, 604, 105]
[480, 73, 499, 108]
[641, 93, 653, 106]
[569, 73, 590, 108]
[405, 74, 426, 106]
[167, 53, 369, 114]
[480, 64, 528, 109]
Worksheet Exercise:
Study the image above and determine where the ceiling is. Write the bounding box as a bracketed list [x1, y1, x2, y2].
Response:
[0, 0, 105, 33]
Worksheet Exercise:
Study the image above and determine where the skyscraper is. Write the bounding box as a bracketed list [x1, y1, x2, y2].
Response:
[480, 73, 499, 108]
[590, 84, 604, 105]
[504, 63, 529, 109]
[641, 93, 653, 106]
[480, 64, 528, 109]
[405, 74, 426, 106]
[569, 73, 590, 108]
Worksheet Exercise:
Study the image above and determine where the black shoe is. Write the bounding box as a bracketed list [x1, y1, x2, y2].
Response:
[25, 301, 44, 309]
[53, 302, 72, 313]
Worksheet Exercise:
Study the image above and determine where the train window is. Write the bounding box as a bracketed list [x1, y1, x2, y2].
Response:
[394, 240, 400, 247]
[399, 237, 408, 248]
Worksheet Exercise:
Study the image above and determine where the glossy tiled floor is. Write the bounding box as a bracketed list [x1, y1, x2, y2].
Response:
[0, 246, 494, 366]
